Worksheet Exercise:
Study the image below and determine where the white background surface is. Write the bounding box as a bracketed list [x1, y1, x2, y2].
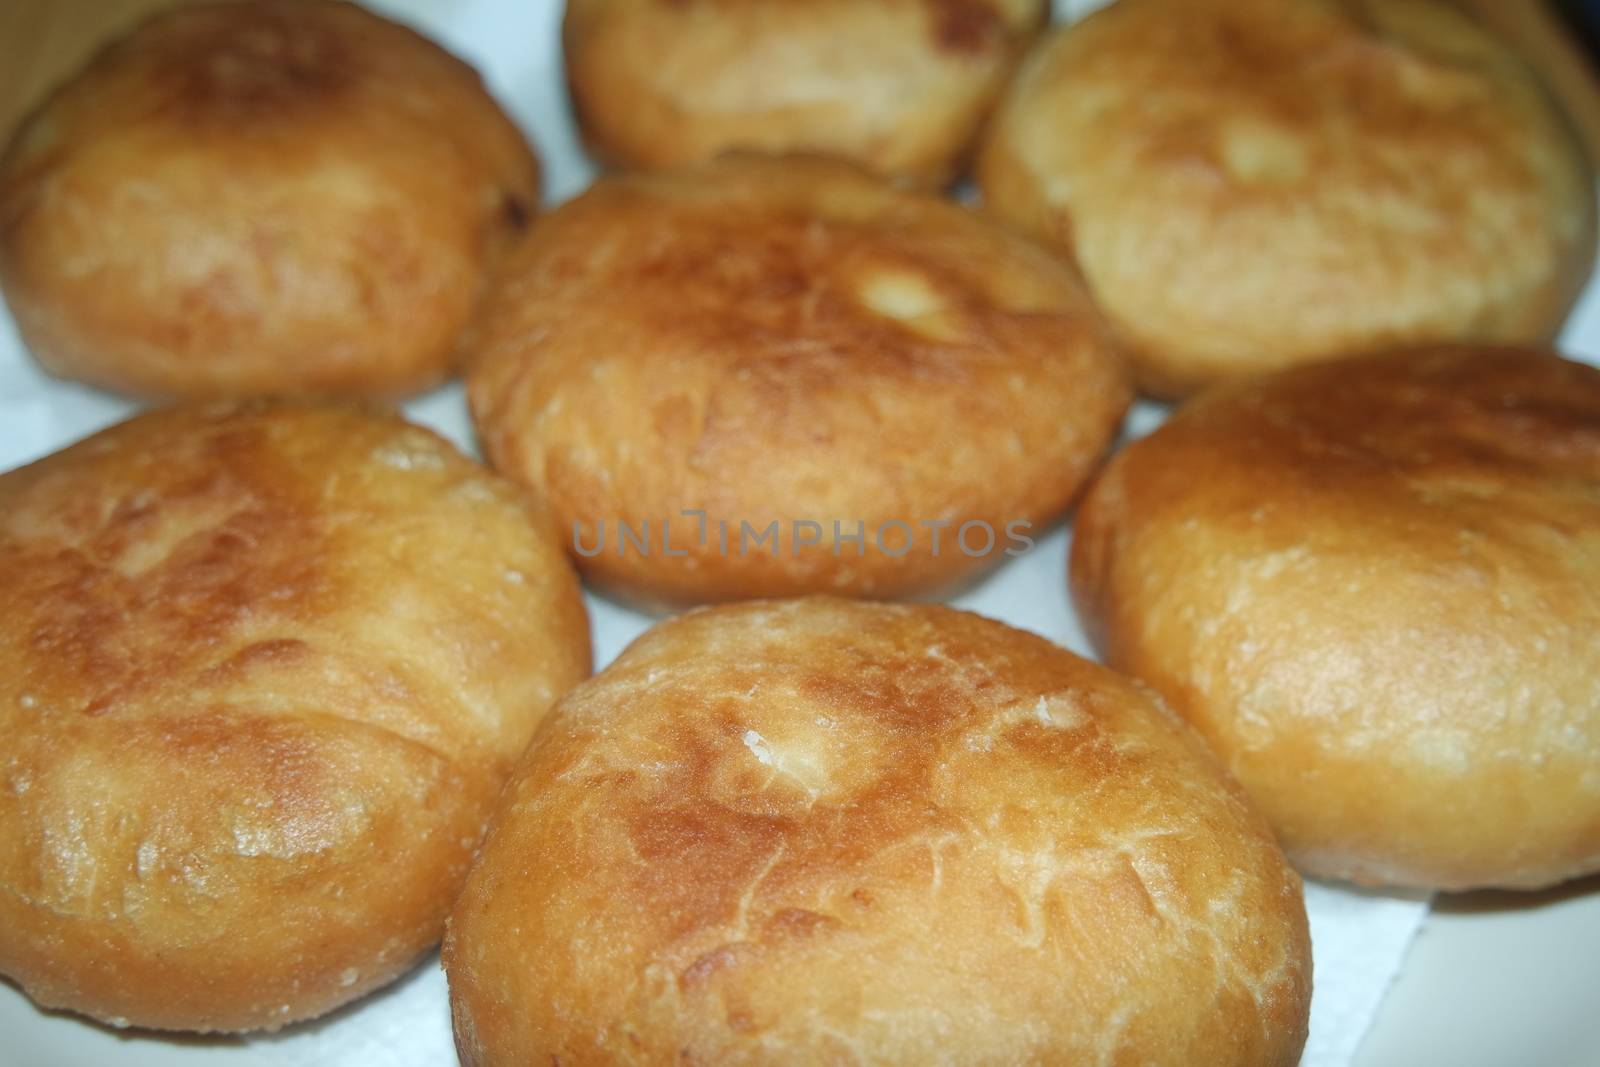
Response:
[0, 1, 1597, 1065]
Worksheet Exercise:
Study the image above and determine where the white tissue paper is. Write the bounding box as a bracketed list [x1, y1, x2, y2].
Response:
[10, 1, 1600, 1065]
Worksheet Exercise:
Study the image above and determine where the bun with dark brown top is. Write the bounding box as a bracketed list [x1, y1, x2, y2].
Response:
[1072, 345, 1600, 890]
[980, 0, 1595, 398]
[468, 154, 1130, 606]
[445, 598, 1311, 1067]
[0, 0, 540, 399]
[0, 402, 589, 1032]
[564, 0, 1047, 187]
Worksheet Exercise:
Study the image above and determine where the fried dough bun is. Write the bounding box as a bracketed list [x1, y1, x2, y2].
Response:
[564, 0, 1046, 186]
[1073, 346, 1600, 889]
[0, 402, 589, 1031]
[0, 0, 540, 399]
[445, 598, 1311, 1066]
[980, 0, 1595, 398]
[468, 154, 1129, 606]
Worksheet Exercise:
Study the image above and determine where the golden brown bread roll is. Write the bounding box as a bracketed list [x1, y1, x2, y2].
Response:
[468, 154, 1130, 606]
[563, 0, 1047, 187]
[1072, 345, 1600, 890]
[979, 0, 1596, 398]
[0, 401, 590, 1032]
[0, 0, 540, 399]
[444, 598, 1312, 1066]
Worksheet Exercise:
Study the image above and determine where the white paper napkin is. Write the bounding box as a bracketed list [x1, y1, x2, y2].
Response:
[37, 0, 1600, 1062]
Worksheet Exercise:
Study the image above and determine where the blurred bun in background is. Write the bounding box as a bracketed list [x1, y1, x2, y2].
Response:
[981, 0, 1596, 398]
[0, 0, 541, 399]
[564, 0, 1047, 187]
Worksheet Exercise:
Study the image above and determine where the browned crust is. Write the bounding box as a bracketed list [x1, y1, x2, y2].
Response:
[1072, 345, 1600, 890]
[563, 0, 1047, 186]
[979, 0, 1597, 398]
[0, 402, 590, 1031]
[467, 154, 1130, 605]
[445, 598, 1310, 1066]
[0, 0, 540, 399]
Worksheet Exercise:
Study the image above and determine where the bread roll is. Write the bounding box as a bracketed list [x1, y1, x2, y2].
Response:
[980, 0, 1595, 398]
[468, 154, 1130, 605]
[0, 0, 540, 399]
[564, 0, 1046, 187]
[445, 598, 1311, 1066]
[0, 401, 589, 1031]
[1072, 345, 1600, 890]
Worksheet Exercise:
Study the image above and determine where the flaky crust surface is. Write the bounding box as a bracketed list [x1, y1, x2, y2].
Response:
[467, 155, 1129, 605]
[1072, 346, 1600, 890]
[564, 0, 1046, 187]
[979, 0, 1596, 398]
[0, 0, 540, 399]
[0, 402, 590, 1032]
[445, 598, 1310, 1066]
